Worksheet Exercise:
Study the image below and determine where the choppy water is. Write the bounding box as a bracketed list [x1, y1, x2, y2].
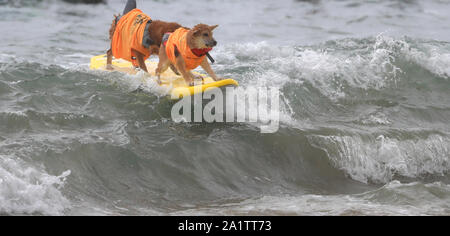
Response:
[1, 0, 450, 215]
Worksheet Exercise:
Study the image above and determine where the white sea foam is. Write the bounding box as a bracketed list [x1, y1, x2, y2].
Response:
[0, 155, 71, 215]
[404, 43, 450, 79]
[308, 134, 450, 184]
[358, 111, 391, 125]
[217, 35, 450, 99]
[215, 38, 401, 100]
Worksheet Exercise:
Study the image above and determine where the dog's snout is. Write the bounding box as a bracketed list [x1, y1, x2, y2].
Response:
[204, 39, 217, 47]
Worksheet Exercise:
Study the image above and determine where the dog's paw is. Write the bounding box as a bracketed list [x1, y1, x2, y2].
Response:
[106, 65, 114, 70]
[193, 74, 204, 81]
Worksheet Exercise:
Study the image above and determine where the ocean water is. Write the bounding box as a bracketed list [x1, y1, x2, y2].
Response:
[0, 0, 450, 215]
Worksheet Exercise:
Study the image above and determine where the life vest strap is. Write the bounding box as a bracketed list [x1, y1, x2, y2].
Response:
[162, 33, 171, 47]
[142, 20, 154, 48]
[206, 52, 215, 64]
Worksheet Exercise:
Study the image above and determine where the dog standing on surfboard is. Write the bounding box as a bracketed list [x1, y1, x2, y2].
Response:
[156, 24, 223, 86]
[106, 0, 181, 73]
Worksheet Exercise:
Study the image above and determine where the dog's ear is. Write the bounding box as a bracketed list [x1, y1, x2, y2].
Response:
[193, 28, 202, 36]
[209, 25, 219, 31]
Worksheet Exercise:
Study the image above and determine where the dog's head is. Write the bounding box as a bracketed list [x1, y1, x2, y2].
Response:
[189, 24, 219, 49]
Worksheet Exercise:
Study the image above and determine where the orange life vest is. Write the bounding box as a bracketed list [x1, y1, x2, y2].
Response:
[165, 28, 209, 70]
[112, 9, 151, 67]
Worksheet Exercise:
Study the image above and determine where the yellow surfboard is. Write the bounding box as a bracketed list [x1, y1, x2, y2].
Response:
[90, 54, 238, 99]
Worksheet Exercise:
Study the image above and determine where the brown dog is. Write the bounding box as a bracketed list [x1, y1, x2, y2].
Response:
[156, 24, 221, 86]
[106, 13, 182, 73]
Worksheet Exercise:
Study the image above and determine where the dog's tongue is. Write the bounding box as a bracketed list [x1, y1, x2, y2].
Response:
[191, 48, 212, 57]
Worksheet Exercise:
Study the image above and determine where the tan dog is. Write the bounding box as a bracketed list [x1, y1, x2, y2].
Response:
[156, 24, 222, 86]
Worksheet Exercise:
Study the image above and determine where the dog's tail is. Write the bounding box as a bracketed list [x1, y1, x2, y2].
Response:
[109, 14, 121, 40]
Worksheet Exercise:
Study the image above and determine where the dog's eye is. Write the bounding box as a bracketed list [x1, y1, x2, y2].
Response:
[203, 33, 209, 37]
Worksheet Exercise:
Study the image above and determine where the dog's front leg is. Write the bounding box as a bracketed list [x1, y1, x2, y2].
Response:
[174, 52, 194, 86]
[200, 58, 220, 81]
[175, 59, 195, 86]
[169, 64, 180, 75]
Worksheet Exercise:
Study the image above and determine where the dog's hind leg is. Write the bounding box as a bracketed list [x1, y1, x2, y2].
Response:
[155, 44, 170, 85]
[132, 49, 149, 73]
[106, 48, 113, 70]
[156, 62, 170, 85]
[107, 15, 119, 71]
